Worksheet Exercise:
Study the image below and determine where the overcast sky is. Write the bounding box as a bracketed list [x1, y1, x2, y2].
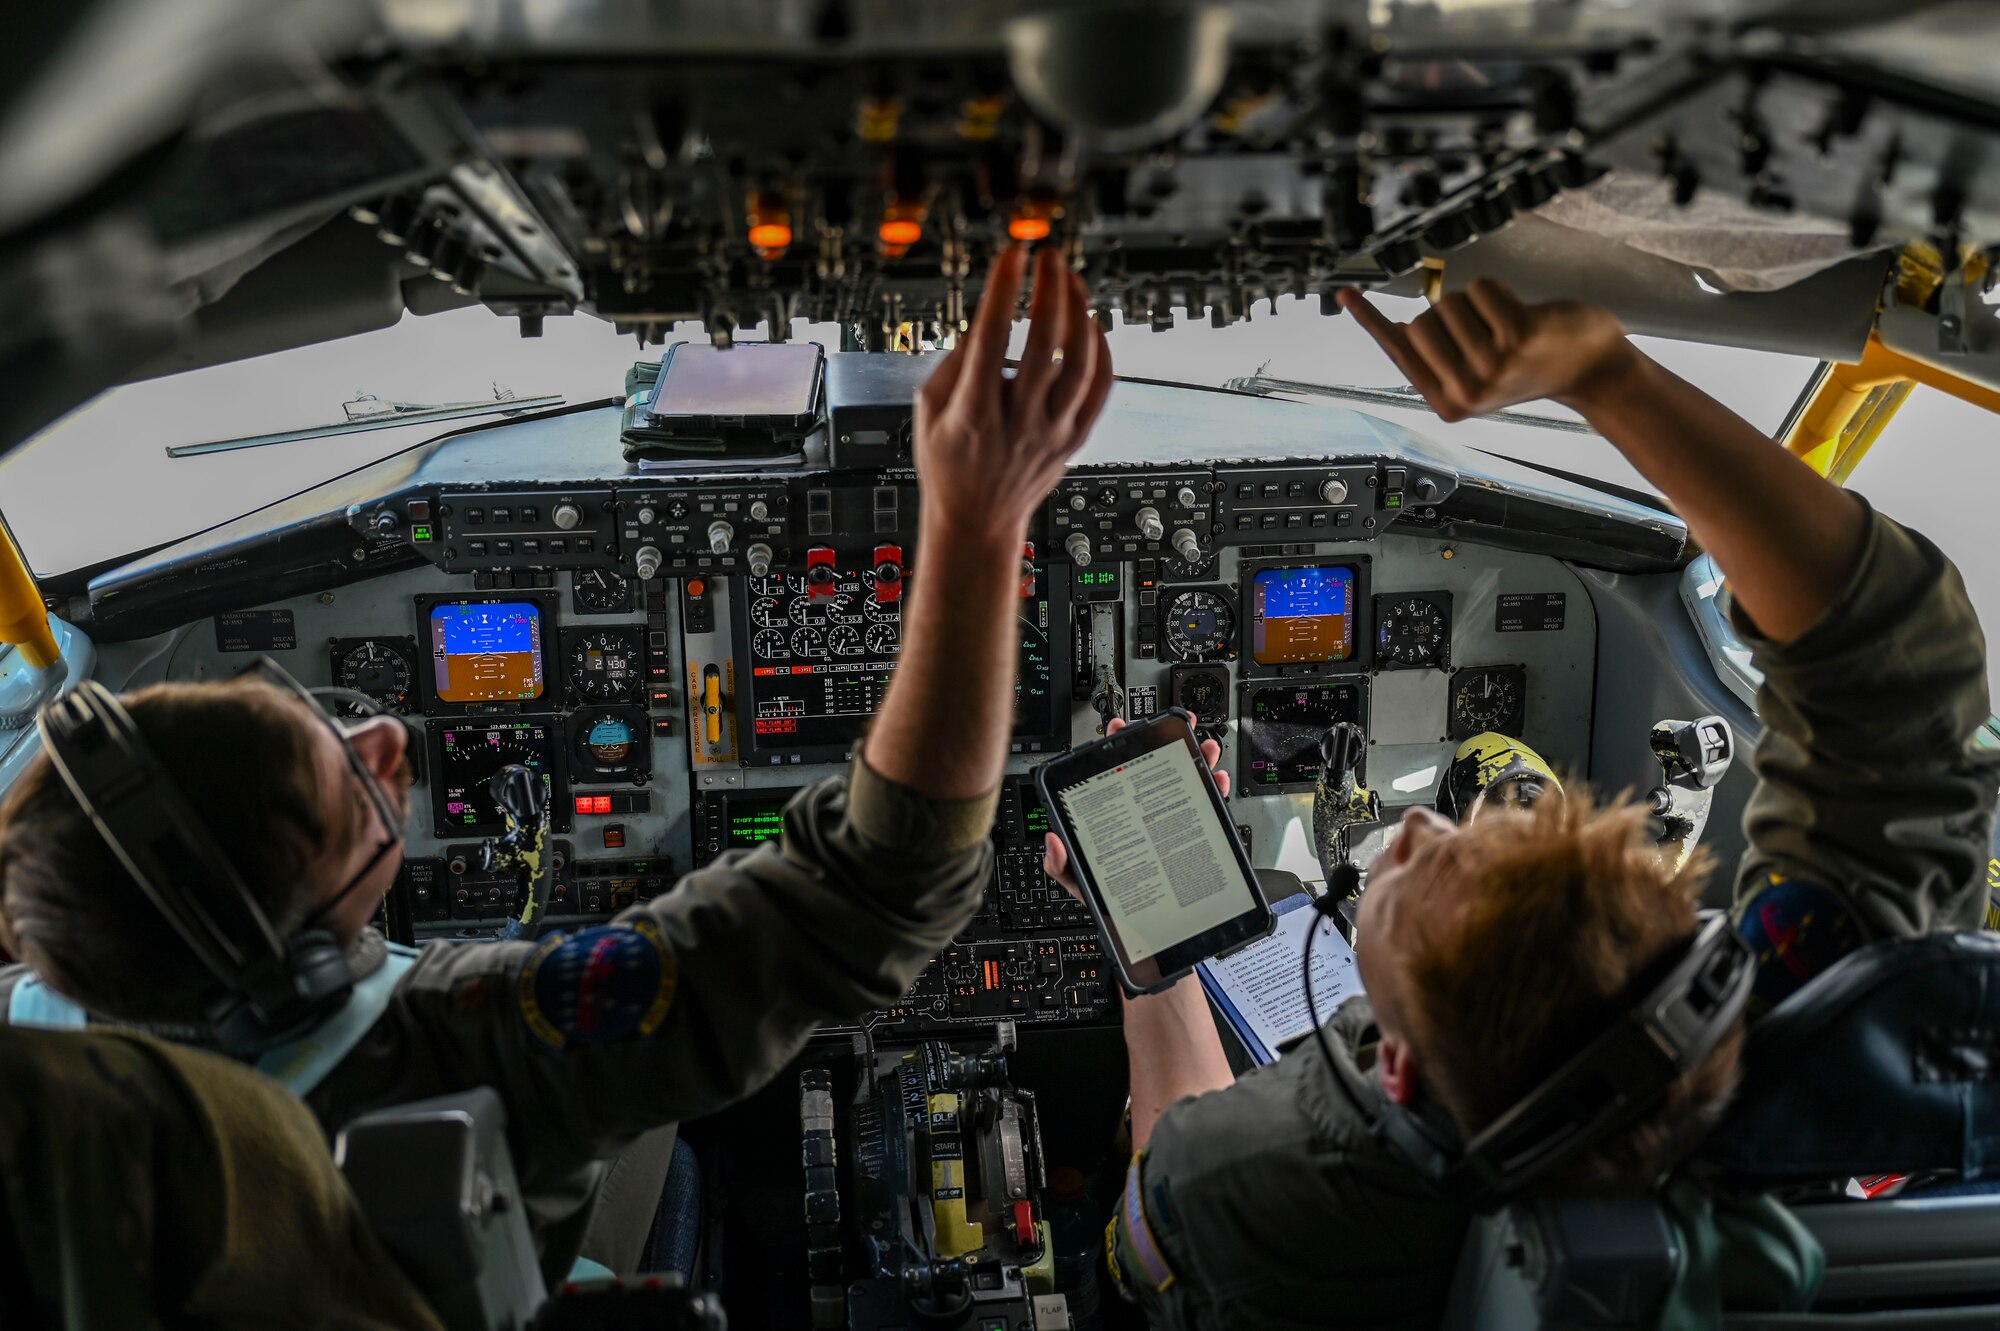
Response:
[5, 294, 1994, 694]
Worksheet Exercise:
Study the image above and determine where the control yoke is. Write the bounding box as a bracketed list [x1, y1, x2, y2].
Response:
[1647, 717, 1734, 869]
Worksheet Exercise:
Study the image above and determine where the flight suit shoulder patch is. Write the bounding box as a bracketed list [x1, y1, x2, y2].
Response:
[517, 918, 677, 1051]
[1738, 873, 1864, 1012]
[1111, 1153, 1177, 1294]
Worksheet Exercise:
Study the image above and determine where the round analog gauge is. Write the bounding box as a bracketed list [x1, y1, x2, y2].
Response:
[750, 597, 787, 628]
[568, 706, 649, 781]
[582, 714, 636, 764]
[828, 625, 864, 656]
[786, 574, 811, 596]
[1377, 595, 1449, 667]
[331, 638, 415, 713]
[1161, 589, 1236, 662]
[1452, 666, 1525, 738]
[863, 594, 900, 623]
[789, 596, 827, 626]
[752, 627, 788, 659]
[865, 622, 899, 655]
[827, 593, 865, 625]
[572, 568, 631, 615]
[566, 630, 644, 703]
[790, 626, 825, 657]
[1174, 669, 1229, 722]
[749, 575, 789, 598]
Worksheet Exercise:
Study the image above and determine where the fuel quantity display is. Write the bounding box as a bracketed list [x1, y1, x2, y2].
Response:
[428, 601, 546, 703]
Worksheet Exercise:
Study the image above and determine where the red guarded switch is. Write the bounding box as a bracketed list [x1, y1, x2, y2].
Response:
[873, 544, 904, 603]
[1018, 541, 1037, 598]
[806, 546, 839, 600]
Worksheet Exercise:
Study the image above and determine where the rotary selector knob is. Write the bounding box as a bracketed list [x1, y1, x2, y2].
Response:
[1414, 476, 1441, 501]
[1171, 528, 1201, 564]
[749, 500, 770, 522]
[707, 521, 735, 555]
[1320, 478, 1349, 505]
[551, 502, 582, 530]
[1135, 506, 1165, 541]
[371, 510, 399, 534]
[636, 505, 657, 525]
[634, 546, 664, 580]
[746, 543, 774, 577]
[1176, 486, 1199, 509]
[1065, 531, 1094, 566]
[1068, 493, 1087, 511]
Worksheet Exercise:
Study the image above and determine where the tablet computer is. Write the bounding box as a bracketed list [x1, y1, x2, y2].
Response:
[1036, 710, 1273, 994]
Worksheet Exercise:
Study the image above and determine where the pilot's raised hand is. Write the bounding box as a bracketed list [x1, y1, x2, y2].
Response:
[1337, 279, 1631, 422]
[1042, 716, 1230, 901]
[915, 245, 1114, 541]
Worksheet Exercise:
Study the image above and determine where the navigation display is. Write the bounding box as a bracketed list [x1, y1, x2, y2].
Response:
[1246, 683, 1364, 790]
[1251, 566, 1355, 665]
[430, 718, 564, 836]
[737, 565, 1062, 760]
[428, 601, 546, 703]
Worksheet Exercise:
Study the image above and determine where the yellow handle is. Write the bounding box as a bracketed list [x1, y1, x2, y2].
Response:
[0, 518, 57, 669]
[703, 666, 723, 745]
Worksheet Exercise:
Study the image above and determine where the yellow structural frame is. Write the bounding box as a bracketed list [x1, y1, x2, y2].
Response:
[1783, 333, 2000, 484]
[0, 517, 57, 669]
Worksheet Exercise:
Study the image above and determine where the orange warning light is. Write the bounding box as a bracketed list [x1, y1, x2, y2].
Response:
[879, 218, 923, 249]
[748, 222, 793, 252]
[1007, 215, 1052, 242]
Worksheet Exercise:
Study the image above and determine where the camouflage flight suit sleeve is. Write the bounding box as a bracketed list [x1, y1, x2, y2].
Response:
[1731, 502, 2000, 1010]
[312, 753, 994, 1271]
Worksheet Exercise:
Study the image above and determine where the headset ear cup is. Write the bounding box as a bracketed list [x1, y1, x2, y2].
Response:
[285, 928, 357, 1017]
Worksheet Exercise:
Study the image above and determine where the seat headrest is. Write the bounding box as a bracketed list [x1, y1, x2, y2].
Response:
[1702, 931, 2000, 1189]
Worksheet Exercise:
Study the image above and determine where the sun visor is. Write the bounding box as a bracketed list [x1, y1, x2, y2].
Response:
[1442, 213, 1889, 363]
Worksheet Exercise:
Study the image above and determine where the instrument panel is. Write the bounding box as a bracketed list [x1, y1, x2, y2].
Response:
[124, 385, 1613, 1032]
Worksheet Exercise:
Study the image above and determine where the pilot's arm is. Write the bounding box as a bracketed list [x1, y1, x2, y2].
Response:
[1340, 282, 2000, 1006]
[323, 249, 1111, 1166]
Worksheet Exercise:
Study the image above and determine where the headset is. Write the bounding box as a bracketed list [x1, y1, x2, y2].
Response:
[1367, 912, 1754, 1206]
[34, 662, 402, 1053]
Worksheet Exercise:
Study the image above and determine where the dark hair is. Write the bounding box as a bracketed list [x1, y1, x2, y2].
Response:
[0, 679, 335, 1029]
[1399, 789, 1744, 1194]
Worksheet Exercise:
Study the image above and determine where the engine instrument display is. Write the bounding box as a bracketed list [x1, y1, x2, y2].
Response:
[1159, 587, 1236, 662]
[1250, 567, 1355, 666]
[565, 627, 645, 703]
[569, 705, 650, 781]
[1245, 683, 1365, 791]
[426, 600, 547, 704]
[329, 636, 418, 714]
[737, 563, 1061, 761]
[1375, 593, 1451, 669]
[430, 718, 566, 835]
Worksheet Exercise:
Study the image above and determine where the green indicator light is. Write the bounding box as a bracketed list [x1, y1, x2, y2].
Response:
[1384, 495, 1402, 509]
[412, 524, 434, 541]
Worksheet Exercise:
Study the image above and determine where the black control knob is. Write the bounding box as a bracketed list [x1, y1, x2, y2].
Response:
[371, 510, 399, 535]
[1065, 531, 1093, 566]
[1414, 476, 1441, 501]
[666, 500, 690, 520]
[1096, 486, 1119, 508]
[552, 502, 582, 530]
